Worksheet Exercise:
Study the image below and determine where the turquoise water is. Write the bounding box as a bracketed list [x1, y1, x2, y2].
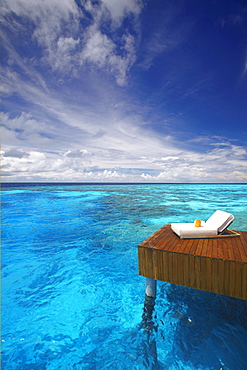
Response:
[1, 183, 247, 370]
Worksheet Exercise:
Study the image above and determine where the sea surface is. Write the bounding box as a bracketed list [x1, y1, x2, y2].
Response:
[1, 183, 247, 370]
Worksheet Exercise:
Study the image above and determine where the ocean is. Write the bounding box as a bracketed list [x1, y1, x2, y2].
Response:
[1, 183, 247, 369]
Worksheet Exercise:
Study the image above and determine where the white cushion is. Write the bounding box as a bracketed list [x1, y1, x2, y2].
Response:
[171, 210, 234, 239]
[205, 210, 234, 232]
[171, 223, 217, 238]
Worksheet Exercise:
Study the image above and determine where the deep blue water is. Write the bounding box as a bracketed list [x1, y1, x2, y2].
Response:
[1, 183, 247, 370]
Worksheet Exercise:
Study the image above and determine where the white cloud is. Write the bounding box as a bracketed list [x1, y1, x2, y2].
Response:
[82, 28, 115, 67]
[231, 171, 247, 180]
[161, 156, 179, 161]
[53, 36, 80, 71]
[1, 0, 80, 69]
[101, 0, 142, 20]
[1, 0, 141, 85]
[140, 143, 247, 183]
[3, 148, 30, 158]
[80, 12, 137, 85]
[65, 149, 91, 158]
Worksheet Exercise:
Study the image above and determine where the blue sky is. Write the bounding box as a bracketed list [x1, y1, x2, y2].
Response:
[1, 0, 247, 183]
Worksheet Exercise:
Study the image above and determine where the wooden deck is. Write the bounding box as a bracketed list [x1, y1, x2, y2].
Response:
[138, 224, 247, 300]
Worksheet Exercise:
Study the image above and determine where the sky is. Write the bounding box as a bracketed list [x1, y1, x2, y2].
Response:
[1, 0, 247, 183]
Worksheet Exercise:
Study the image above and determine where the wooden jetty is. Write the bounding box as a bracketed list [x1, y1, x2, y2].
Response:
[138, 224, 247, 300]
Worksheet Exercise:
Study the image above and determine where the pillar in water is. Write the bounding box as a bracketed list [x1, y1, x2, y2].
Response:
[145, 277, 157, 298]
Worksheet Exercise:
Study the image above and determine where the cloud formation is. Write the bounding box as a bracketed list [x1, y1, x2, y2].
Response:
[1, 0, 141, 85]
[1, 0, 247, 183]
[2, 108, 247, 182]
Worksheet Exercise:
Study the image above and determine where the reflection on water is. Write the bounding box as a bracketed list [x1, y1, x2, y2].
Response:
[141, 295, 160, 369]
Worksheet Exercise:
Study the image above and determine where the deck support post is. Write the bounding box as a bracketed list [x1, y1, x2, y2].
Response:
[142, 279, 157, 333]
[145, 277, 157, 298]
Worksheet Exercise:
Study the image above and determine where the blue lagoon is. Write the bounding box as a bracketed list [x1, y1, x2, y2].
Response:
[2, 183, 247, 369]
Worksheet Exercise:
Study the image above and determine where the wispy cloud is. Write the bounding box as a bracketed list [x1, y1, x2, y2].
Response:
[1, 0, 141, 85]
[1, 0, 81, 65]
[2, 107, 247, 182]
[101, 0, 143, 20]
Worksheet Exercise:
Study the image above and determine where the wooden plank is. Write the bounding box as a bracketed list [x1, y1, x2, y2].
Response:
[152, 248, 158, 280]
[161, 230, 182, 251]
[224, 260, 231, 297]
[227, 239, 235, 262]
[200, 256, 207, 291]
[171, 252, 178, 285]
[218, 259, 225, 295]
[205, 238, 213, 258]
[138, 248, 144, 276]
[188, 255, 196, 289]
[205, 257, 212, 292]
[242, 263, 247, 300]
[167, 252, 173, 283]
[240, 231, 247, 260]
[231, 237, 242, 263]
[151, 230, 170, 249]
[195, 256, 201, 290]
[210, 241, 219, 259]
[222, 240, 229, 260]
[211, 258, 219, 294]
[182, 253, 189, 287]
[189, 239, 199, 256]
[235, 236, 247, 262]
[152, 249, 158, 279]
[234, 262, 242, 299]
[229, 261, 236, 298]
[181, 238, 193, 254]
[180, 238, 192, 254]
[170, 252, 180, 285]
[159, 235, 176, 251]
[216, 239, 225, 260]
[195, 238, 204, 257]
[138, 226, 165, 248]
[176, 253, 185, 285]
[201, 239, 209, 258]
[160, 250, 169, 282]
[138, 247, 154, 278]
[153, 249, 166, 281]
[138, 247, 144, 275]
[170, 251, 177, 283]
[154, 228, 174, 250]
[149, 230, 168, 249]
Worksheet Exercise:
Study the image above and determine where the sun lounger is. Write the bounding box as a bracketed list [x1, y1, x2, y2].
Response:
[171, 210, 234, 239]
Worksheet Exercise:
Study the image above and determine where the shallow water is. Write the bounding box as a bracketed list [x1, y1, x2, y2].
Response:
[2, 183, 247, 369]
